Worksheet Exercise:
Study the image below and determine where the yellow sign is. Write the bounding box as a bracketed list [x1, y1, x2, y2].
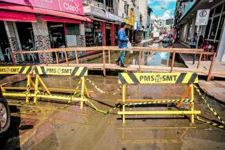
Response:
[129, 9, 134, 26]
[118, 73, 198, 84]
[123, 18, 129, 24]
[34, 66, 88, 76]
[0, 66, 32, 74]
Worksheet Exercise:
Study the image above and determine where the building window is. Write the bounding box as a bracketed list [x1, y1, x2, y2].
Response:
[209, 16, 220, 40]
[106, 0, 113, 7]
[209, 9, 214, 18]
[215, 5, 223, 15]
[66, 24, 80, 35]
[205, 19, 211, 39]
[223, 3, 225, 12]
[216, 14, 225, 40]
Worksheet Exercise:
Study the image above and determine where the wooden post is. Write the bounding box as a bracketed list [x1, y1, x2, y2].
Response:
[197, 54, 202, 69]
[103, 49, 106, 76]
[190, 84, 194, 124]
[75, 50, 79, 64]
[55, 52, 59, 64]
[108, 50, 111, 64]
[9, 52, 16, 66]
[138, 49, 141, 71]
[122, 84, 126, 125]
[64, 50, 69, 66]
[170, 52, 176, 73]
[207, 53, 216, 81]
[43, 52, 48, 66]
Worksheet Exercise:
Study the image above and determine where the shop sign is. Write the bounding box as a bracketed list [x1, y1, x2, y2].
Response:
[123, 19, 129, 24]
[84, 5, 107, 19]
[1, 0, 84, 15]
[129, 9, 134, 26]
[107, 12, 123, 22]
[195, 9, 210, 26]
[107, 12, 116, 21]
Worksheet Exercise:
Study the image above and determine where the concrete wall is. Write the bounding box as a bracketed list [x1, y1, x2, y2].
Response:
[217, 25, 225, 62]
[65, 24, 86, 59]
[32, 17, 53, 63]
[138, 0, 148, 26]
[4, 21, 23, 63]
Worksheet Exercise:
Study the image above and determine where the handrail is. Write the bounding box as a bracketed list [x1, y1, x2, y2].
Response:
[11, 46, 208, 54]
[10, 46, 216, 81]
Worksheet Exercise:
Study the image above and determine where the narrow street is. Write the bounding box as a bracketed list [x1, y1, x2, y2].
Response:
[1, 76, 225, 149]
[1, 0, 225, 149]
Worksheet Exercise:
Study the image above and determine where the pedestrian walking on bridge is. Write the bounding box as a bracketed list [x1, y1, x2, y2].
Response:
[116, 22, 128, 67]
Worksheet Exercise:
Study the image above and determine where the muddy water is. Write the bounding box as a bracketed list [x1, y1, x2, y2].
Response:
[79, 51, 186, 68]
[2, 48, 224, 149]
[6, 75, 225, 150]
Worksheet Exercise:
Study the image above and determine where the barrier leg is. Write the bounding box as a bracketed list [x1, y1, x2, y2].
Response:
[34, 75, 39, 103]
[26, 74, 31, 103]
[177, 86, 191, 108]
[0, 85, 6, 92]
[80, 77, 85, 109]
[37, 75, 51, 95]
[190, 84, 194, 124]
[122, 84, 126, 124]
[84, 78, 90, 98]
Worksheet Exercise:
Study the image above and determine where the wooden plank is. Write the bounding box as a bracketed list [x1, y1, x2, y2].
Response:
[55, 52, 59, 64]
[170, 52, 175, 72]
[207, 53, 216, 81]
[197, 54, 202, 69]
[75, 50, 79, 64]
[12, 46, 211, 55]
[9, 52, 16, 65]
[43, 52, 48, 66]
[64, 50, 69, 66]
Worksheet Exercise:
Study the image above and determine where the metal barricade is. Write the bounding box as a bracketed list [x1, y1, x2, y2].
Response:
[117, 72, 201, 124]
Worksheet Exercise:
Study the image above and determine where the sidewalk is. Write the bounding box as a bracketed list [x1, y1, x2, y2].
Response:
[174, 42, 225, 104]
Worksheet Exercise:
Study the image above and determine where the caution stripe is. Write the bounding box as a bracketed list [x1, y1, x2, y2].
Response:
[194, 85, 225, 125]
[34, 66, 88, 76]
[0, 66, 32, 74]
[117, 99, 192, 106]
[118, 72, 198, 84]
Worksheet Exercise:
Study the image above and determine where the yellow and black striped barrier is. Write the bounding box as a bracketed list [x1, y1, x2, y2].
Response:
[0, 66, 32, 74]
[118, 72, 200, 125]
[1, 66, 90, 110]
[118, 72, 198, 84]
[34, 66, 88, 76]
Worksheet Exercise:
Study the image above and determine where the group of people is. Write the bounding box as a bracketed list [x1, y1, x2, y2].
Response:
[190, 33, 215, 60]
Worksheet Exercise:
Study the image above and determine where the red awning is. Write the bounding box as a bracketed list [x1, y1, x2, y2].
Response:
[0, 10, 36, 22]
[0, 2, 92, 22]
[41, 16, 82, 24]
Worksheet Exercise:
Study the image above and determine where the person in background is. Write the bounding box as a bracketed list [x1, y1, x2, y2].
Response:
[190, 33, 197, 64]
[198, 35, 204, 48]
[116, 22, 128, 67]
[190, 33, 197, 48]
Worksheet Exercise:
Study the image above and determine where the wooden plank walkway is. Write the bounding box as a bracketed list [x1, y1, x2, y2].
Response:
[174, 43, 225, 79]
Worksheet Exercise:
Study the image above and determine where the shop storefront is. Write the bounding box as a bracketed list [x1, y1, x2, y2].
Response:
[0, 0, 92, 63]
[84, 5, 123, 48]
[177, 0, 225, 62]
[0, 21, 10, 62]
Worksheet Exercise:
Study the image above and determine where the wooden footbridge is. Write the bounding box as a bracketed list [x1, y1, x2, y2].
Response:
[9, 46, 222, 81]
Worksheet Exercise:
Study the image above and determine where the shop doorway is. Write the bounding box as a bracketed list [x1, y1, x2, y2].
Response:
[106, 23, 111, 46]
[0, 21, 10, 62]
[48, 22, 65, 48]
[93, 21, 102, 46]
[16, 22, 35, 62]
